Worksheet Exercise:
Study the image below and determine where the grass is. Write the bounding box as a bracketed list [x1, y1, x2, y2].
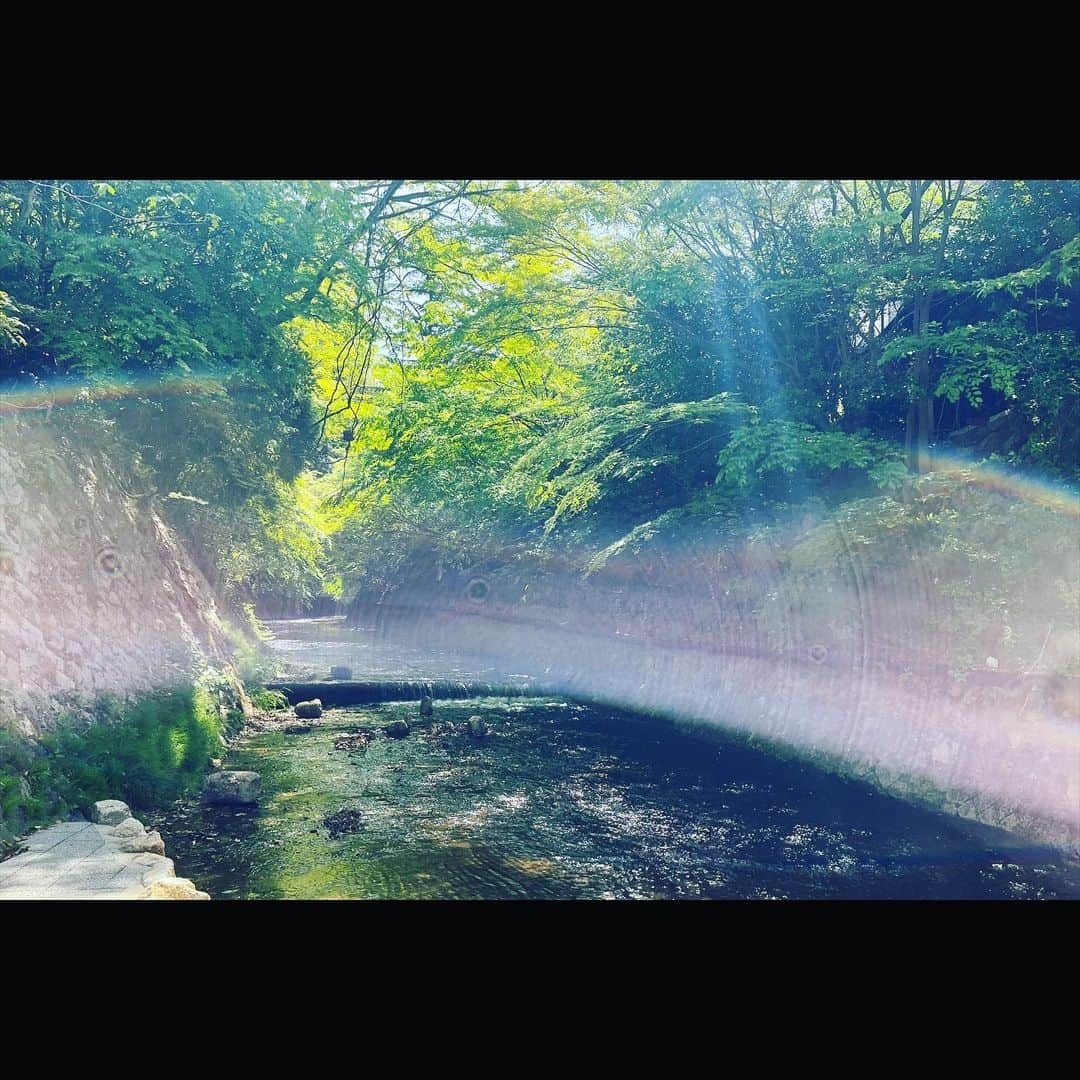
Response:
[248, 686, 288, 711]
[0, 669, 244, 840]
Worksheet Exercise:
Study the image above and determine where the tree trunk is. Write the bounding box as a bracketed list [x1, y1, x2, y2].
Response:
[17, 181, 37, 237]
[913, 301, 934, 473]
[906, 182, 934, 473]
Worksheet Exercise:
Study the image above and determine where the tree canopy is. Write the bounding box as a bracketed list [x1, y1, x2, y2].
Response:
[1, 179, 1076, 611]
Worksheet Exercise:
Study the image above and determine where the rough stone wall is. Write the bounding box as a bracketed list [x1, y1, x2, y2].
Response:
[0, 414, 238, 737]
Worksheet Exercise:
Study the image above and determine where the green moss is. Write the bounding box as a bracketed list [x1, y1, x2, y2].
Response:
[248, 687, 288, 711]
[0, 672, 244, 837]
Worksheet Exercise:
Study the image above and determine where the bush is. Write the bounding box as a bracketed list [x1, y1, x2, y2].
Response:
[249, 687, 288, 711]
[0, 676, 240, 835]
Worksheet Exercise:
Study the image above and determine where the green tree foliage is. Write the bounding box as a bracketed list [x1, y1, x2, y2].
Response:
[0, 180, 325, 600]
[328, 179, 1075, 597]
[0, 180, 495, 605]
[3, 180, 1075, 611]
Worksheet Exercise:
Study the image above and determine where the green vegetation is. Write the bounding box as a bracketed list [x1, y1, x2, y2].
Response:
[3, 178, 1075, 869]
[313, 180, 1079, 604]
[4, 180, 1075, 613]
[248, 687, 289, 712]
[1, 178, 1076, 629]
[750, 470, 1080, 676]
[0, 671, 240, 837]
[1, 178, 1077, 863]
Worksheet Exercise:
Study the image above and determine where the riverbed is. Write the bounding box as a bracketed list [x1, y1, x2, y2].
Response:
[149, 691, 1080, 900]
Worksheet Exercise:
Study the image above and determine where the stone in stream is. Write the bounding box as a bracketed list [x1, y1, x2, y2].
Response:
[329, 666, 353, 680]
[323, 808, 364, 839]
[90, 799, 132, 826]
[203, 770, 262, 806]
[294, 699, 323, 719]
[283, 722, 313, 735]
[466, 715, 488, 737]
[334, 732, 373, 752]
[385, 718, 410, 739]
[419, 694, 434, 718]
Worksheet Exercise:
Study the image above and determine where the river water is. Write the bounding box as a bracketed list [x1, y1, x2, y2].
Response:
[148, 619, 1080, 900]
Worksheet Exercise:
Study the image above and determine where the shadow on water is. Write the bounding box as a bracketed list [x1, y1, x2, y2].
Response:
[149, 696, 1080, 900]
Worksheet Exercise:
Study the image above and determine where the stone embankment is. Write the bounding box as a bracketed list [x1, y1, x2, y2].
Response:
[0, 414, 240, 738]
[0, 799, 208, 900]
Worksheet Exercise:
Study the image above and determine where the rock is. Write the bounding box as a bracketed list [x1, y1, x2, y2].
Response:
[138, 855, 177, 885]
[419, 694, 434, 718]
[203, 770, 261, 805]
[334, 733, 372, 752]
[329, 666, 353, 680]
[283, 723, 313, 735]
[323, 808, 364, 839]
[385, 718, 410, 739]
[295, 699, 323, 719]
[90, 799, 131, 826]
[986, 656, 999, 670]
[119, 830, 166, 855]
[147, 878, 210, 900]
[112, 817, 147, 839]
[0, 822, 24, 858]
[466, 715, 488, 737]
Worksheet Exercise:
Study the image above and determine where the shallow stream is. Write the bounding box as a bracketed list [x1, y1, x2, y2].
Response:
[150, 693, 1080, 900]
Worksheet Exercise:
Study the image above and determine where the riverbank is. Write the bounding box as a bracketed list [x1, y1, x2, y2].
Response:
[0, 669, 254, 847]
[0, 800, 209, 899]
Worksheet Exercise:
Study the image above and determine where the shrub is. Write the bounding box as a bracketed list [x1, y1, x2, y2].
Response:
[0, 674, 240, 835]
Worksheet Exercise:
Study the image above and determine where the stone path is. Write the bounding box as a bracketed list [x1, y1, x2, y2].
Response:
[0, 802, 209, 900]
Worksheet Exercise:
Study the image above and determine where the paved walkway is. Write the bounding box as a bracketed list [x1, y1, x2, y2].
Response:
[0, 812, 207, 900]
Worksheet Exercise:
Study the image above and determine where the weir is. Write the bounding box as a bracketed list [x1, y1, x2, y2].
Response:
[266, 678, 556, 706]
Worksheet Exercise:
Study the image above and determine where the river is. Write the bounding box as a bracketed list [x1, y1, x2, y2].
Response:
[148, 618, 1080, 899]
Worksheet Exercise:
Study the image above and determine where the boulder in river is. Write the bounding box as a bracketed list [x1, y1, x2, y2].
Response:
[329, 666, 353, 680]
[203, 770, 262, 805]
[323, 808, 364, 839]
[419, 694, 434, 718]
[295, 699, 323, 719]
[90, 800, 132, 826]
[334, 732, 373, 752]
[284, 722, 313, 735]
[385, 718, 410, 739]
[466, 715, 488, 737]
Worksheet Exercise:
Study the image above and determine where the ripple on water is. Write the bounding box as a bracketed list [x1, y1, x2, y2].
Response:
[147, 695, 1080, 901]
